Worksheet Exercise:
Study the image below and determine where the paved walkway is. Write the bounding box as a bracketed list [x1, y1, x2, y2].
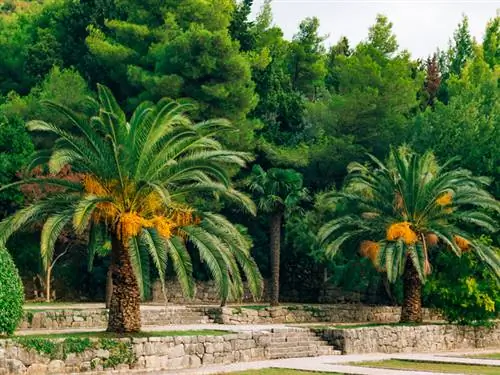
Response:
[85, 350, 499, 375]
[172, 350, 500, 375]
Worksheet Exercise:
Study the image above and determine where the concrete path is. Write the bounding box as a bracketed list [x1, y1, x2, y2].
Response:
[171, 350, 500, 375]
[84, 350, 500, 375]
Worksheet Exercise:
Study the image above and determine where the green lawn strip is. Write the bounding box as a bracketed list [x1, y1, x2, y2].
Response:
[24, 303, 85, 309]
[466, 353, 500, 360]
[310, 322, 447, 330]
[231, 372, 344, 375]
[353, 359, 500, 374]
[9, 329, 232, 340]
[237, 305, 270, 311]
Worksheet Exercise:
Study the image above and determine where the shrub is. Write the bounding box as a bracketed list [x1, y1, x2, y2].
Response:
[0, 247, 24, 335]
[425, 238, 500, 326]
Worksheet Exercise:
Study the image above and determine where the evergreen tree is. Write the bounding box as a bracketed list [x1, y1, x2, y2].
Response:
[367, 14, 398, 56]
[229, 0, 255, 52]
[86, 0, 257, 123]
[325, 36, 351, 92]
[449, 15, 474, 76]
[483, 16, 499, 69]
[288, 17, 327, 100]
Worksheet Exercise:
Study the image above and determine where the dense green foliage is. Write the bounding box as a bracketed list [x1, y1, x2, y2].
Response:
[318, 147, 500, 321]
[425, 238, 500, 326]
[0, 0, 498, 318]
[0, 85, 263, 308]
[0, 116, 33, 217]
[0, 247, 24, 335]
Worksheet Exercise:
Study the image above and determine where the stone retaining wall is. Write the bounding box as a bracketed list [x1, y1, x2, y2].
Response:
[21, 304, 443, 331]
[21, 306, 211, 330]
[152, 280, 271, 304]
[320, 324, 500, 354]
[209, 305, 442, 324]
[0, 328, 322, 374]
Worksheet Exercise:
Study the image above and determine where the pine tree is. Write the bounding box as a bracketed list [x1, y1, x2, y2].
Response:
[483, 16, 499, 69]
[450, 15, 474, 75]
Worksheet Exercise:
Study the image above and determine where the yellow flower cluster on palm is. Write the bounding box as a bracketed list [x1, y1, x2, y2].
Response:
[360, 240, 380, 264]
[436, 191, 453, 206]
[83, 174, 196, 241]
[454, 235, 471, 252]
[386, 221, 418, 245]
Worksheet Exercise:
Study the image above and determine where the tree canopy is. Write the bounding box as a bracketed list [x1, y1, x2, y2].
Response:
[0, 1, 498, 316]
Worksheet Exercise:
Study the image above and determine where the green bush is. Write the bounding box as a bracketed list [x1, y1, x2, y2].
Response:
[425, 239, 500, 326]
[0, 247, 24, 335]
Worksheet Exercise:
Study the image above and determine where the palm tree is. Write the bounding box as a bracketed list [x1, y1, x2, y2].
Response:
[0, 85, 263, 332]
[247, 165, 308, 306]
[319, 147, 500, 323]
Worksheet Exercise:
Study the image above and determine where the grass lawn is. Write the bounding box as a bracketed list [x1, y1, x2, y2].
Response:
[10, 329, 232, 339]
[309, 322, 449, 331]
[235, 305, 270, 311]
[466, 353, 500, 360]
[354, 359, 500, 374]
[223, 370, 344, 375]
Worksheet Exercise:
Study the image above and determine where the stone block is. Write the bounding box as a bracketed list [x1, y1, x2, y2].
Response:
[202, 353, 214, 365]
[167, 344, 185, 359]
[189, 355, 201, 368]
[64, 353, 79, 366]
[79, 362, 91, 372]
[250, 347, 265, 359]
[165, 355, 189, 369]
[26, 364, 47, 375]
[95, 349, 110, 359]
[145, 355, 160, 369]
[47, 360, 65, 374]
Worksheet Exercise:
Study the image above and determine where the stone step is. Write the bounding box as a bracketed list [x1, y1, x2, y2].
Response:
[318, 347, 342, 356]
[268, 349, 317, 359]
[269, 341, 323, 349]
[270, 338, 321, 343]
[271, 335, 323, 342]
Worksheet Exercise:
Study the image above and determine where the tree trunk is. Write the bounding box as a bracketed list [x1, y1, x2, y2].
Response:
[270, 212, 282, 307]
[45, 267, 51, 303]
[105, 267, 113, 309]
[107, 234, 141, 333]
[400, 258, 423, 323]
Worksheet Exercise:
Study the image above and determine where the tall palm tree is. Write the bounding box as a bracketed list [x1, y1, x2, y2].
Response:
[247, 165, 308, 306]
[319, 148, 500, 323]
[0, 85, 263, 332]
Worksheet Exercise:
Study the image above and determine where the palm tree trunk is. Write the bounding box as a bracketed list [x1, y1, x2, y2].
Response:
[400, 258, 423, 323]
[107, 234, 141, 333]
[270, 212, 282, 307]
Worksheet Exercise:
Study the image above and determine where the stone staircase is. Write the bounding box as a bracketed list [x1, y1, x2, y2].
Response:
[266, 328, 341, 359]
[142, 306, 213, 325]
